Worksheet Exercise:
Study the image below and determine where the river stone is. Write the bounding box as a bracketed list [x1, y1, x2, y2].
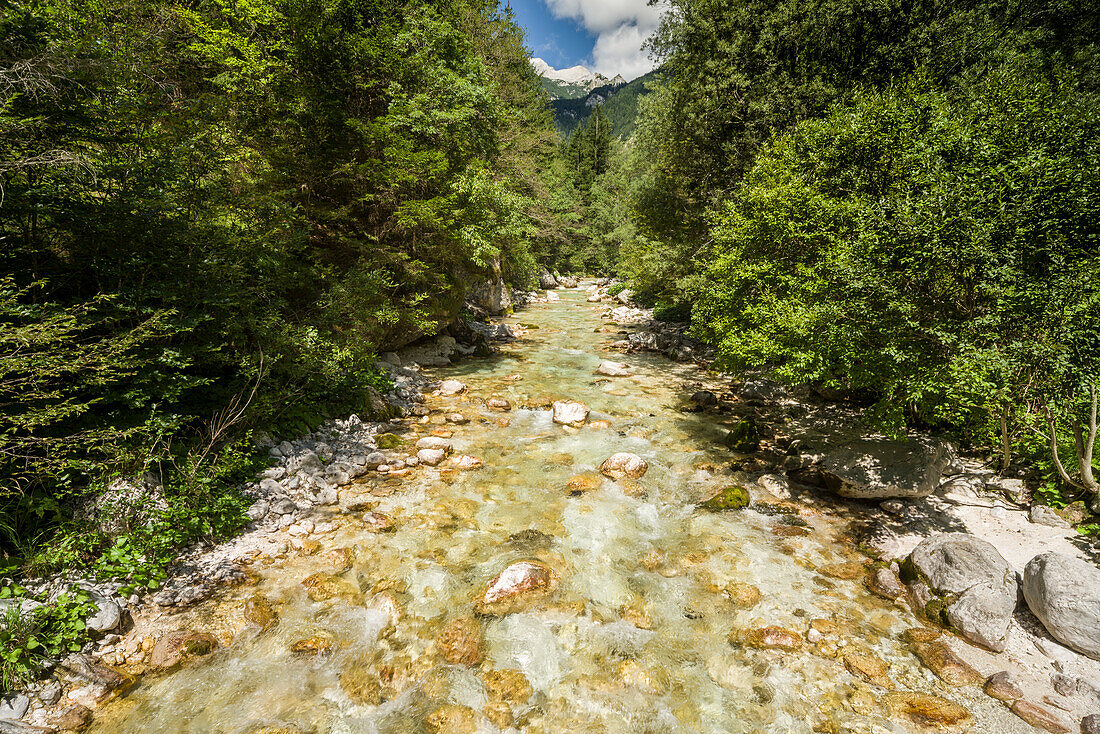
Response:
[148, 631, 218, 672]
[843, 651, 894, 689]
[415, 437, 453, 453]
[1010, 700, 1070, 733]
[0, 694, 29, 721]
[1021, 552, 1100, 660]
[690, 390, 718, 408]
[884, 692, 973, 731]
[984, 671, 1023, 701]
[486, 398, 511, 411]
[243, 594, 277, 630]
[453, 455, 482, 470]
[1083, 714, 1100, 734]
[905, 533, 1017, 652]
[725, 582, 762, 608]
[418, 448, 447, 466]
[1030, 505, 1070, 527]
[483, 669, 532, 703]
[436, 617, 483, 666]
[552, 400, 589, 425]
[340, 660, 382, 705]
[301, 573, 359, 602]
[438, 380, 467, 395]
[425, 704, 478, 734]
[866, 566, 907, 600]
[818, 436, 953, 498]
[733, 626, 803, 652]
[475, 560, 557, 615]
[85, 590, 121, 632]
[290, 635, 334, 655]
[362, 511, 395, 532]
[47, 705, 93, 731]
[700, 486, 750, 511]
[599, 452, 648, 479]
[566, 473, 603, 494]
[38, 681, 61, 707]
[595, 360, 632, 377]
[910, 641, 984, 685]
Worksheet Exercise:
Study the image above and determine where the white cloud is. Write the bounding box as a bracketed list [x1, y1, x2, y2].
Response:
[542, 0, 664, 80]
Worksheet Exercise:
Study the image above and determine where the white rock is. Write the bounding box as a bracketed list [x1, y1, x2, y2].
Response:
[415, 437, 453, 453]
[0, 692, 29, 720]
[85, 590, 121, 633]
[418, 448, 447, 466]
[1023, 552, 1100, 660]
[552, 400, 589, 426]
[438, 379, 467, 395]
[595, 360, 632, 377]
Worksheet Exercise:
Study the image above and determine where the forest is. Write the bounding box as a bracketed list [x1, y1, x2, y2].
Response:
[1, 0, 1099, 695]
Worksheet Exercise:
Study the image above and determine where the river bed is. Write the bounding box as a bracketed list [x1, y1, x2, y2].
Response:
[89, 288, 1039, 733]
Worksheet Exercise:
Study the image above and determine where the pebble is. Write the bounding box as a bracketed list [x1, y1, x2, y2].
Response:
[1010, 700, 1070, 733]
[984, 671, 1023, 701]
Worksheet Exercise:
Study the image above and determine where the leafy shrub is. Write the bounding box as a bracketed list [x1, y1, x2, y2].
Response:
[608, 283, 626, 296]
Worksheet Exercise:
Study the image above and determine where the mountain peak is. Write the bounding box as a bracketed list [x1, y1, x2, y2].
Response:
[529, 58, 621, 100]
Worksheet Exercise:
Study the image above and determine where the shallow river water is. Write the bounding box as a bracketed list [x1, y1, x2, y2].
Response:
[91, 288, 1038, 733]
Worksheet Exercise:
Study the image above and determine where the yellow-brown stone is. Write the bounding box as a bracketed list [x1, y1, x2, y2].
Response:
[843, 651, 894, 689]
[482, 668, 533, 703]
[436, 617, 483, 666]
[884, 692, 974, 731]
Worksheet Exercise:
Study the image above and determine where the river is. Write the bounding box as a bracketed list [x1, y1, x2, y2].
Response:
[90, 286, 1034, 733]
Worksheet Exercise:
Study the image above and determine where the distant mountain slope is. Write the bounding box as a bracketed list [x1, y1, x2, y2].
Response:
[551, 69, 662, 139]
[530, 58, 622, 100]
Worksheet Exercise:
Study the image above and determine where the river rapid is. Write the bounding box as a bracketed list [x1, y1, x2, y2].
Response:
[90, 287, 1036, 733]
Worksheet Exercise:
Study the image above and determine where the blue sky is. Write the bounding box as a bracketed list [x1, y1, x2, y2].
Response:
[505, 0, 662, 80]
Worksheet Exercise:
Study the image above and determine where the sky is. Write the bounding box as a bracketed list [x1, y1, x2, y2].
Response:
[505, 0, 663, 81]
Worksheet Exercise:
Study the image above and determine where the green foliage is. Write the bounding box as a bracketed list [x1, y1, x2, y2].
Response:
[0, 587, 96, 690]
[0, 0, 572, 568]
[694, 73, 1099, 450]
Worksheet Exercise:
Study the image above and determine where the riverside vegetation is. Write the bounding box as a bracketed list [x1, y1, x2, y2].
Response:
[1, 0, 1100, 726]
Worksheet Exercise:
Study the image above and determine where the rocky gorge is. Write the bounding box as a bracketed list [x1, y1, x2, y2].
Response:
[3, 281, 1100, 734]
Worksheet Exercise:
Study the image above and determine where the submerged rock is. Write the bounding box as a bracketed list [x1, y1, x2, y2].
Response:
[1022, 551, 1100, 660]
[866, 566, 907, 600]
[243, 594, 277, 631]
[725, 582, 762, 608]
[910, 641, 983, 686]
[482, 668, 532, 703]
[552, 400, 589, 426]
[301, 573, 359, 602]
[565, 473, 603, 494]
[732, 626, 803, 652]
[340, 660, 382, 705]
[453, 455, 483, 470]
[290, 635, 334, 655]
[884, 692, 973, 731]
[599, 452, 648, 480]
[425, 704, 478, 734]
[475, 560, 557, 615]
[595, 360, 632, 377]
[843, 651, 894, 689]
[486, 398, 511, 411]
[147, 631, 218, 672]
[436, 617, 483, 666]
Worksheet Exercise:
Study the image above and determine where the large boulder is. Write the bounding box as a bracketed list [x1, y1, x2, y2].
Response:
[467, 277, 512, 316]
[397, 335, 458, 367]
[538, 269, 558, 289]
[1021, 552, 1100, 660]
[819, 437, 953, 499]
[903, 533, 1017, 652]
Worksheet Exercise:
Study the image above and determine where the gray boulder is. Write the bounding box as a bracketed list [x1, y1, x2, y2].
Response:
[84, 589, 121, 633]
[538, 269, 558, 289]
[1029, 505, 1070, 528]
[1022, 552, 1100, 660]
[0, 693, 29, 721]
[905, 533, 1017, 652]
[819, 437, 953, 499]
